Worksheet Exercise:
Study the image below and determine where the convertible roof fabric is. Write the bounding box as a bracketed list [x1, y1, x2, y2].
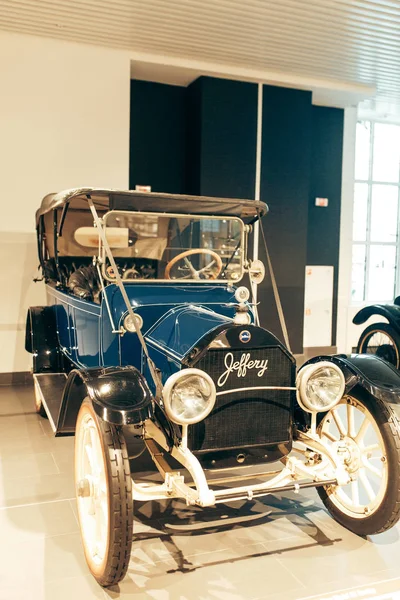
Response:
[36, 188, 268, 224]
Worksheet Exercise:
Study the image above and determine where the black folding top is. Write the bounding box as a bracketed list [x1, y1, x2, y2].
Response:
[36, 187, 268, 224]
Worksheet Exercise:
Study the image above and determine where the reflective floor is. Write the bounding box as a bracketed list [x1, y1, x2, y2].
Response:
[1, 384, 400, 600]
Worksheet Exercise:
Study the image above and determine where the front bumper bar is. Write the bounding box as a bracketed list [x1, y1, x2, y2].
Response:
[131, 421, 349, 507]
[130, 437, 341, 506]
[212, 478, 338, 504]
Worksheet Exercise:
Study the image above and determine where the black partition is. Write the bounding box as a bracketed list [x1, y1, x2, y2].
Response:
[186, 77, 258, 199]
[129, 80, 187, 194]
[307, 106, 344, 346]
[130, 76, 258, 200]
[258, 86, 312, 354]
[129, 76, 344, 354]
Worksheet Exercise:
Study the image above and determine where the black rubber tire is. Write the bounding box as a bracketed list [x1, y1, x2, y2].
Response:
[357, 322, 400, 369]
[317, 388, 400, 536]
[75, 399, 133, 587]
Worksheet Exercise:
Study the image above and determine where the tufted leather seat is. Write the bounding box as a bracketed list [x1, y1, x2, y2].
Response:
[68, 264, 101, 303]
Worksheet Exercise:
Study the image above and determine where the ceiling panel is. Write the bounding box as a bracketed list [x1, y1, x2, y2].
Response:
[0, 0, 399, 104]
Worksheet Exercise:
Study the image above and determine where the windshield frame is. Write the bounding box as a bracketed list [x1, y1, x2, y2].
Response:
[100, 210, 247, 284]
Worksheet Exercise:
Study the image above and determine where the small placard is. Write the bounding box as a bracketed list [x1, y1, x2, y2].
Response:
[315, 197, 328, 207]
[135, 185, 151, 192]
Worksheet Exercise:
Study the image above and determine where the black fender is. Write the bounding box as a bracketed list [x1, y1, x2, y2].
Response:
[25, 306, 60, 373]
[352, 304, 400, 333]
[301, 354, 400, 410]
[57, 366, 155, 431]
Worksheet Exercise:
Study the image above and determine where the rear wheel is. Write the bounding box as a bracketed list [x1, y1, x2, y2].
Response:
[317, 390, 400, 535]
[75, 399, 133, 586]
[357, 322, 400, 368]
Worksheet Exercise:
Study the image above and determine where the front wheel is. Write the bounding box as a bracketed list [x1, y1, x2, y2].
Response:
[317, 390, 400, 536]
[357, 322, 400, 368]
[75, 399, 133, 587]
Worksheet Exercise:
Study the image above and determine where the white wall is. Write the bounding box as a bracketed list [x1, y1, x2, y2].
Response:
[336, 106, 357, 353]
[336, 106, 384, 353]
[0, 31, 131, 373]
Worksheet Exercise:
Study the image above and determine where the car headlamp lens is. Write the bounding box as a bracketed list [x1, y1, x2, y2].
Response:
[163, 369, 216, 425]
[297, 362, 345, 413]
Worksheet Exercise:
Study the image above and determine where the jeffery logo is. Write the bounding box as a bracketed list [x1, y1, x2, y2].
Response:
[239, 330, 251, 343]
[217, 352, 269, 387]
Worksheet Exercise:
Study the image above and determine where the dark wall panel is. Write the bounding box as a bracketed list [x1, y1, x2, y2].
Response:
[129, 80, 186, 193]
[186, 77, 258, 199]
[200, 77, 258, 199]
[259, 86, 312, 354]
[185, 78, 203, 196]
[308, 106, 344, 346]
[128, 77, 344, 354]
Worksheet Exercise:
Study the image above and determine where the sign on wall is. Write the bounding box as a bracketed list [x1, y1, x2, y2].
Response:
[303, 265, 334, 348]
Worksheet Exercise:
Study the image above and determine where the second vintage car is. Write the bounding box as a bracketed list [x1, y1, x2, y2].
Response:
[354, 298, 400, 368]
[26, 188, 400, 587]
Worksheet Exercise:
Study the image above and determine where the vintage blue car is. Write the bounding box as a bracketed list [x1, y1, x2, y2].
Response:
[26, 188, 400, 587]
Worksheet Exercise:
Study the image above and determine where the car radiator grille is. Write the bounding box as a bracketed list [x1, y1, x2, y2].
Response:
[188, 347, 294, 453]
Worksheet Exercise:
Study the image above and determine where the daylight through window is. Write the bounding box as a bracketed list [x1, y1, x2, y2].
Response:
[352, 121, 400, 302]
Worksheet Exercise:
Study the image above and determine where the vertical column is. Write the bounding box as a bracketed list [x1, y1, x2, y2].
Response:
[252, 83, 264, 325]
[185, 77, 258, 199]
[129, 80, 186, 193]
[337, 107, 358, 353]
[307, 106, 345, 348]
[259, 85, 313, 354]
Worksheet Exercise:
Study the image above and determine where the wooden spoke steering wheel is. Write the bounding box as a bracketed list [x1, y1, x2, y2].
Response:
[165, 249, 223, 280]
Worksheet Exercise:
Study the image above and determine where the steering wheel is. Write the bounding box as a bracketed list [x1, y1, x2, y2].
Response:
[106, 264, 140, 280]
[122, 267, 139, 280]
[165, 249, 223, 280]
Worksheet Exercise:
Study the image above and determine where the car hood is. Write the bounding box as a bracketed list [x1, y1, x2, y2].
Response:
[145, 305, 233, 362]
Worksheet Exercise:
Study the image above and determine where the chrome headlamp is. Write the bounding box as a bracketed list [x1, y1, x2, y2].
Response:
[296, 361, 345, 413]
[162, 368, 216, 425]
[123, 312, 143, 333]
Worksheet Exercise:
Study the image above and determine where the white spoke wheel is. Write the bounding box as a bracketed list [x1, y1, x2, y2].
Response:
[357, 322, 400, 369]
[317, 391, 400, 536]
[75, 399, 133, 587]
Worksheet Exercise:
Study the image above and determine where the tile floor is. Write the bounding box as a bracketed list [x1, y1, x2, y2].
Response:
[1, 384, 400, 600]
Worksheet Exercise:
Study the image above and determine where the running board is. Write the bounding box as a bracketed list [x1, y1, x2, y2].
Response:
[33, 373, 70, 436]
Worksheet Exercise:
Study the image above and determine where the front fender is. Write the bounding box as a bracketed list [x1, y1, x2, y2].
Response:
[301, 354, 400, 407]
[58, 366, 154, 430]
[352, 304, 400, 332]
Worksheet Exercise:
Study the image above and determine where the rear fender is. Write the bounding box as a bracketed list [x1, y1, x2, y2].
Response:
[58, 366, 155, 431]
[352, 304, 400, 332]
[301, 354, 400, 409]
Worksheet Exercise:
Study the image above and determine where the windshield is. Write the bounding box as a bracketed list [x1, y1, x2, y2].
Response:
[101, 211, 244, 283]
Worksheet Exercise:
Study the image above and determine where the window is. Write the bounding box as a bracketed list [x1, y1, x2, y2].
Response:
[352, 121, 400, 302]
[102, 211, 244, 282]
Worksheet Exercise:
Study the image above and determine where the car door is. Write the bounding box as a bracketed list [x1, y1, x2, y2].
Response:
[70, 296, 101, 368]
